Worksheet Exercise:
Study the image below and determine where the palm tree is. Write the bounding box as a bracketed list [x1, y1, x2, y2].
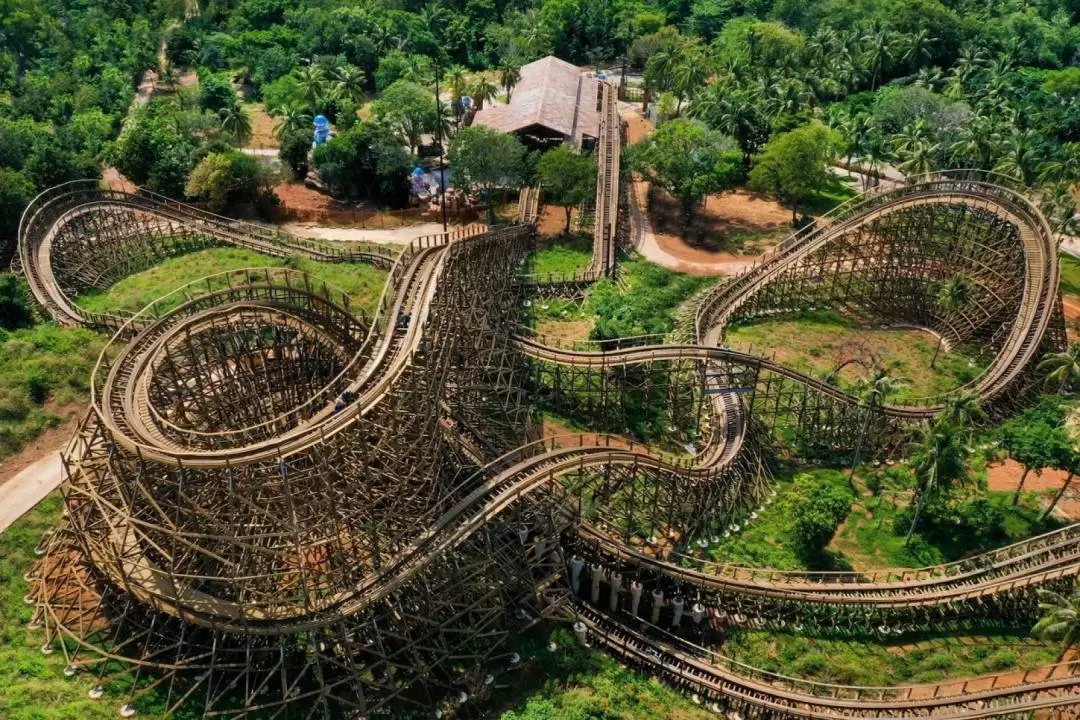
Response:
[331, 65, 367, 104]
[471, 77, 499, 111]
[902, 30, 936, 70]
[296, 65, 328, 110]
[859, 25, 899, 91]
[1038, 344, 1080, 395]
[931, 276, 971, 368]
[942, 389, 984, 440]
[273, 106, 311, 142]
[220, 104, 252, 147]
[840, 112, 873, 169]
[1038, 143, 1080, 186]
[671, 44, 708, 115]
[993, 130, 1038, 184]
[1033, 584, 1080, 662]
[848, 369, 897, 489]
[913, 66, 944, 91]
[906, 420, 969, 544]
[893, 118, 938, 177]
[949, 114, 1002, 170]
[499, 61, 522, 103]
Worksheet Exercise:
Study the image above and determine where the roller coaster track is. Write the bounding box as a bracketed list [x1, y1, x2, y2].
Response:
[22, 169, 1077, 716]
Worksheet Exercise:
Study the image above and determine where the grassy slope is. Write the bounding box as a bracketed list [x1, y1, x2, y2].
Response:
[0, 326, 105, 461]
[724, 310, 983, 402]
[723, 629, 1056, 687]
[0, 494, 120, 720]
[75, 248, 388, 317]
[524, 234, 594, 276]
[1060, 252, 1080, 297]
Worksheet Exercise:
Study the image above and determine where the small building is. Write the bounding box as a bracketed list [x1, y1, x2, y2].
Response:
[471, 56, 601, 151]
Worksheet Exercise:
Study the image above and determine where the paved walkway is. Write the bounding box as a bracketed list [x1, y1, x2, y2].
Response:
[0, 451, 64, 533]
[282, 221, 448, 245]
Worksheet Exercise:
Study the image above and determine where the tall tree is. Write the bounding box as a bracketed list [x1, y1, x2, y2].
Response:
[906, 419, 968, 543]
[848, 370, 897, 490]
[625, 118, 741, 231]
[331, 65, 367, 105]
[471, 77, 499, 111]
[448, 126, 526, 224]
[499, 62, 522, 103]
[295, 65, 328, 110]
[219, 105, 253, 147]
[537, 146, 596, 234]
[748, 122, 841, 222]
[273, 107, 311, 142]
[931, 276, 971, 368]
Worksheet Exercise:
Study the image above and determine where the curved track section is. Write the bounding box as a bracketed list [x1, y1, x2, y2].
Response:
[22, 171, 1076, 717]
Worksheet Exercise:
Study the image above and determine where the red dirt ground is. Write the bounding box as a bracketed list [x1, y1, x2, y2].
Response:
[648, 187, 790, 258]
[986, 458, 1079, 520]
[537, 204, 576, 238]
[273, 182, 338, 212]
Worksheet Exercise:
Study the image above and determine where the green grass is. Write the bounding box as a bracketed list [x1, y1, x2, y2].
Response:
[0, 494, 122, 720]
[723, 629, 1057, 687]
[524, 234, 594, 276]
[703, 469, 850, 571]
[75, 248, 388, 318]
[496, 629, 714, 719]
[724, 310, 984, 402]
[1060, 252, 1080, 297]
[0, 326, 105, 461]
[803, 174, 860, 214]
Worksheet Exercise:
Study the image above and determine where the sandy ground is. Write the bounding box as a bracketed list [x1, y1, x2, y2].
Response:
[246, 103, 279, 150]
[986, 458, 1078, 520]
[282, 221, 447, 245]
[620, 103, 790, 276]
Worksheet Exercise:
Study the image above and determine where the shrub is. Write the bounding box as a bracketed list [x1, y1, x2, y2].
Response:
[0, 273, 35, 330]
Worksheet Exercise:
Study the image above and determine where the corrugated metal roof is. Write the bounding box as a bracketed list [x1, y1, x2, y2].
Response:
[472, 56, 601, 145]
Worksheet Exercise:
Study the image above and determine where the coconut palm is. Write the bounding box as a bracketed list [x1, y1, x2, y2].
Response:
[1038, 143, 1080, 185]
[942, 389, 984, 439]
[499, 61, 522, 103]
[1038, 344, 1080, 395]
[993, 130, 1038, 185]
[949, 114, 1002, 170]
[296, 65, 328, 109]
[848, 369, 897, 488]
[840, 112, 873, 169]
[219, 104, 252, 146]
[906, 420, 969, 543]
[859, 25, 900, 91]
[1033, 584, 1080, 662]
[902, 30, 936, 70]
[931, 276, 971, 368]
[273, 106, 311, 141]
[331, 65, 367, 104]
[913, 66, 944, 91]
[471, 76, 499, 111]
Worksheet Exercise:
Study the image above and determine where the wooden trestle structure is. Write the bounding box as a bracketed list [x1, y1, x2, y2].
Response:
[15, 161, 1080, 718]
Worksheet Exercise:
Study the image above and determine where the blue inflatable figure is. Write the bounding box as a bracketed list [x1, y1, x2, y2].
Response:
[313, 115, 331, 145]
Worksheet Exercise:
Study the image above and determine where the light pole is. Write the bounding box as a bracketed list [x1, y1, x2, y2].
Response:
[434, 58, 448, 233]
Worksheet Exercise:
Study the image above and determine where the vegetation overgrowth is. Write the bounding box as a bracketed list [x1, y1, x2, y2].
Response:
[74, 248, 388, 318]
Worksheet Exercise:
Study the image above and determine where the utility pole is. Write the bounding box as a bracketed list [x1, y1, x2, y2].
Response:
[434, 58, 449, 233]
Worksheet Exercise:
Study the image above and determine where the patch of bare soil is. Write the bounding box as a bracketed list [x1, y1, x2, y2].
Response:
[537, 204, 574, 238]
[0, 404, 81, 484]
[102, 167, 137, 193]
[535, 318, 594, 345]
[986, 459, 1079, 520]
[623, 106, 654, 145]
[647, 187, 791, 269]
[246, 103, 279, 150]
[273, 182, 337, 213]
[1063, 295, 1080, 342]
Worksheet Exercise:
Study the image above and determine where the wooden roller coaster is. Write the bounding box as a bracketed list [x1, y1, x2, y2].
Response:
[16, 120, 1077, 717]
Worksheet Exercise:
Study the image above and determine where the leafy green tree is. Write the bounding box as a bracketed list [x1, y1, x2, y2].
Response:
[537, 146, 596, 234]
[108, 100, 203, 197]
[198, 69, 237, 112]
[931, 276, 971, 368]
[312, 124, 411, 206]
[279, 131, 312, 181]
[748, 122, 841, 222]
[371, 80, 437, 155]
[1038, 344, 1080, 395]
[626, 118, 741, 230]
[1034, 584, 1080, 663]
[788, 471, 856, 565]
[184, 152, 262, 212]
[0, 168, 37, 263]
[999, 398, 1073, 506]
[0, 272, 35, 330]
[448, 126, 526, 224]
[906, 419, 969, 543]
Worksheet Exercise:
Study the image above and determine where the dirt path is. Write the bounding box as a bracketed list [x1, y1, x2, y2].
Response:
[619, 103, 787, 276]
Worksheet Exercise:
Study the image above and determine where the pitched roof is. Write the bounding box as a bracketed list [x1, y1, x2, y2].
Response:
[472, 56, 601, 145]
